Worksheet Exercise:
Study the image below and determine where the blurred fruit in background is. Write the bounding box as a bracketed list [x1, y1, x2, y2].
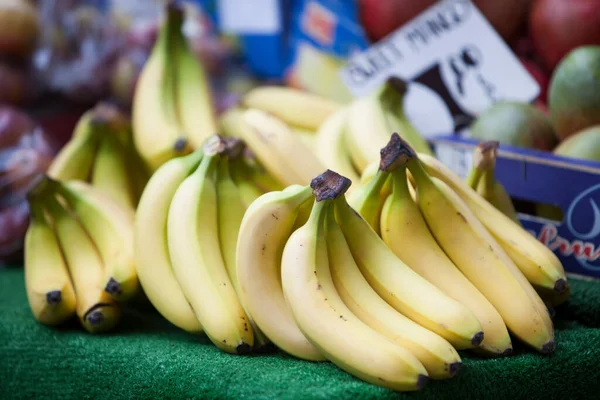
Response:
[548, 45, 600, 141]
[0, 62, 33, 106]
[0, 0, 39, 60]
[553, 125, 600, 162]
[468, 101, 557, 151]
[530, 0, 600, 72]
[0, 106, 56, 265]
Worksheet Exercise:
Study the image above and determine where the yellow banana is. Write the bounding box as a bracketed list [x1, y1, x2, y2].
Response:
[220, 107, 304, 187]
[347, 168, 389, 234]
[378, 135, 512, 355]
[135, 150, 203, 333]
[47, 111, 99, 181]
[242, 85, 341, 131]
[43, 192, 120, 333]
[216, 149, 270, 350]
[168, 136, 253, 353]
[418, 153, 568, 295]
[132, 3, 192, 171]
[241, 108, 327, 185]
[48, 179, 138, 302]
[315, 107, 361, 185]
[346, 77, 432, 172]
[328, 171, 483, 349]
[281, 195, 428, 391]
[24, 195, 76, 326]
[406, 146, 555, 353]
[236, 185, 324, 361]
[466, 141, 520, 223]
[325, 208, 462, 379]
[237, 147, 284, 193]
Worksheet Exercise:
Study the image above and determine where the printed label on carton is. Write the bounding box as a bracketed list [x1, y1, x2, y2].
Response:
[339, 0, 539, 133]
[218, 0, 281, 34]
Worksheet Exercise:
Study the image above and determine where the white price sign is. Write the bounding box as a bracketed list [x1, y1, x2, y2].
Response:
[339, 0, 540, 134]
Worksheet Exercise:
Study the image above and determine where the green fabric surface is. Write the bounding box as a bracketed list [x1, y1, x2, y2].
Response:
[2, 268, 600, 399]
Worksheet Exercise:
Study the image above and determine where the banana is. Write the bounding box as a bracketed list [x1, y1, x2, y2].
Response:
[132, 3, 193, 171]
[216, 146, 270, 350]
[466, 141, 520, 223]
[168, 136, 253, 353]
[315, 107, 361, 185]
[282, 194, 428, 391]
[42, 191, 120, 333]
[378, 135, 512, 355]
[242, 86, 341, 131]
[220, 108, 304, 187]
[47, 111, 99, 181]
[347, 168, 389, 234]
[237, 147, 284, 193]
[47, 179, 138, 302]
[24, 195, 76, 326]
[418, 153, 568, 295]
[135, 150, 203, 333]
[346, 77, 432, 172]
[405, 146, 555, 353]
[327, 172, 483, 349]
[293, 126, 317, 152]
[325, 207, 462, 379]
[236, 185, 324, 361]
[241, 108, 327, 185]
[90, 129, 137, 211]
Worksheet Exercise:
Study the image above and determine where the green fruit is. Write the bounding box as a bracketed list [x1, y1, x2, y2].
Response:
[554, 125, 600, 161]
[548, 45, 600, 140]
[469, 101, 558, 151]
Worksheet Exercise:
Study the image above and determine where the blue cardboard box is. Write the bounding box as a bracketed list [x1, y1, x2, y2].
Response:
[431, 135, 600, 279]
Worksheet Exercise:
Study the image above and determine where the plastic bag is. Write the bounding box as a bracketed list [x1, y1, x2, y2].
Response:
[0, 107, 56, 265]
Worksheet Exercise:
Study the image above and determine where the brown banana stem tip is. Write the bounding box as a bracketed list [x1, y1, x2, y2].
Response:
[202, 134, 229, 156]
[236, 342, 252, 355]
[310, 170, 352, 202]
[223, 137, 245, 159]
[91, 102, 128, 131]
[84, 303, 112, 326]
[386, 76, 408, 96]
[173, 137, 188, 152]
[105, 278, 123, 296]
[379, 133, 416, 172]
[473, 140, 499, 170]
[45, 290, 62, 306]
[25, 174, 54, 202]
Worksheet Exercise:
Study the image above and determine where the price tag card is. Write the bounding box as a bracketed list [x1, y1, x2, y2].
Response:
[339, 0, 540, 134]
[218, 0, 281, 34]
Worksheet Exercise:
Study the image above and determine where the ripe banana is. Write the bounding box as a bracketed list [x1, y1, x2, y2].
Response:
[220, 108, 304, 187]
[466, 141, 519, 223]
[216, 148, 270, 350]
[42, 192, 120, 333]
[132, 3, 200, 171]
[135, 150, 203, 333]
[242, 85, 340, 131]
[328, 172, 483, 349]
[47, 111, 99, 181]
[281, 195, 428, 391]
[346, 77, 432, 172]
[325, 208, 462, 379]
[418, 153, 568, 295]
[347, 167, 389, 234]
[315, 107, 361, 184]
[236, 185, 324, 361]
[48, 179, 138, 302]
[406, 148, 555, 353]
[378, 136, 512, 355]
[237, 147, 284, 193]
[168, 136, 253, 353]
[241, 108, 327, 185]
[91, 129, 137, 211]
[24, 196, 76, 326]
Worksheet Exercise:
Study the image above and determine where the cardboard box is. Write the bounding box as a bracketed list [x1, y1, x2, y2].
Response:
[432, 135, 600, 280]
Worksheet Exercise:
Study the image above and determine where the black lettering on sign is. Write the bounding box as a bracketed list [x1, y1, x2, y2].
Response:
[403, 0, 471, 54]
[346, 42, 403, 87]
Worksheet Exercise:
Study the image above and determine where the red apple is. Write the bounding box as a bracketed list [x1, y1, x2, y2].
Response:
[519, 57, 550, 104]
[530, 0, 600, 71]
[359, 0, 436, 42]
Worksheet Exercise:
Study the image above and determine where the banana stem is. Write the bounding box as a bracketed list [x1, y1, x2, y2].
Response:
[465, 167, 484, 190]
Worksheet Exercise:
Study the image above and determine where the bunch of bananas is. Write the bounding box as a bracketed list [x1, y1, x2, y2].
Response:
[132, 2, 217, 171]
[315, 77, 433, 184]
[47, 103, 149, 212]
[24, 177, 138, 333]
[134, 134, 282, 352]
[465, 141, 520, 223]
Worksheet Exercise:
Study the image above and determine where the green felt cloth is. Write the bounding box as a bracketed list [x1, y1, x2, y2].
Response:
[2, 268, 600, 399]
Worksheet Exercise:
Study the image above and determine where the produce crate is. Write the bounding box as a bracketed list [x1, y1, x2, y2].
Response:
[431, 135, 600, 280]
